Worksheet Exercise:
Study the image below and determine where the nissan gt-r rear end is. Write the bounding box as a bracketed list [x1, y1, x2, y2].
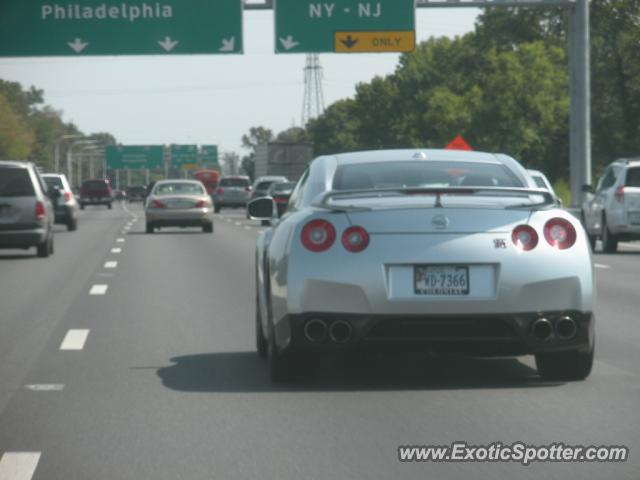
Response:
[251, 150, 594, 383]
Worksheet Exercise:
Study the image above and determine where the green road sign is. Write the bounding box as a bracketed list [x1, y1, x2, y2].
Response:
[275, 0, 415, 53]
[0, 0, 242, 57]
[170, 145, 198, 169]
[106, 145, 164, 170]
[200, 145, 219, 165]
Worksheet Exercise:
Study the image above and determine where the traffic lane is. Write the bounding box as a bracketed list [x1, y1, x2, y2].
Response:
[0, 204, 134, 416]
[0, 215, 637, 479]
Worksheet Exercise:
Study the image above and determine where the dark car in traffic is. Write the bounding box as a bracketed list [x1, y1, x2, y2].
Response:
[267, 181, 296, 218]
[0, 161, 56, 257]
[126, 185, 146, 202]
[79, 179, 113, 209]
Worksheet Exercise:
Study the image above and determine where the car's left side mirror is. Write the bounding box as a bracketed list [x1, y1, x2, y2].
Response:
[248, 197, 275, 221]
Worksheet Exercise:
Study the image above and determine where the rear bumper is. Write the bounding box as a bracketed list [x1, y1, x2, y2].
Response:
[146, 209, 213, 226]
[54, 205, 75, 223]
[0, 228, 48, 248]
[275, 311, 594, 356]
[81, 198, 111, 205]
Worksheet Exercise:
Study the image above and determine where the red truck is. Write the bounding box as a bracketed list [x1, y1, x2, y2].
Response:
[193, 169, 221, 195]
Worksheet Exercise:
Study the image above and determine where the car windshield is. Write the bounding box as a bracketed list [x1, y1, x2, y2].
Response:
[625, 167, 640, 187]
[333, 161, 523, 190]
[44, 177, 64, 189]
[220, 178, 249, 187]
[256, 181, 274, 191]
[154, 182, 205, 196]
[0, 168, 35, 197]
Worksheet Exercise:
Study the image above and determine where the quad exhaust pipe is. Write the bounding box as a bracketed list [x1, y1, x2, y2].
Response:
[329, 320, 353, 344]
[531, 318, 553, 342]
[555, 316, 577, 340]
[303, 319, 354, 343]
[304, 318, 328, 342]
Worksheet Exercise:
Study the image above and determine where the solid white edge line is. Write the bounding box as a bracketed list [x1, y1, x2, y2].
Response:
[60, 329, 90, 350]
[89, 284, 108, 295]
[104, 261, 118, 269]
[0, 452, 41, 480]
[25, 384, 65, 391]
[619, 242, 640, 250]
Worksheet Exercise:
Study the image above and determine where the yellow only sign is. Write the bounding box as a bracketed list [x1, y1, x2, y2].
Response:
[334, 31, 415, 53]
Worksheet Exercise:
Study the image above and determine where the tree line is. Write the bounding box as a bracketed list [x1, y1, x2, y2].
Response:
[240, 0, 640, 201]
[0, 79, 115, 172]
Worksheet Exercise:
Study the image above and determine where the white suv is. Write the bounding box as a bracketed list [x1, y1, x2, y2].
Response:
[581, 159, 640, 252]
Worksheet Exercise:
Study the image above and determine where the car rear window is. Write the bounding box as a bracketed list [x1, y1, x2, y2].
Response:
[532, 176, 547, 189]
[333, 161, 523, 190]
[82, 180, 108, 190]
[154, 182, 205, 196]
[219, 178, 249, 187]
[44, 176, 64, 189]
[271, 182, 296, 193]
[625, 168, 640, 187]
[0, 168, 35, 197]
[256, 181, 274, 191]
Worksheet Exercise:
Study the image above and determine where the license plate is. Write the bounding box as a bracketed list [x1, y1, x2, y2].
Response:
[414, 265, 470, 295]
[628, 211, 640, 225]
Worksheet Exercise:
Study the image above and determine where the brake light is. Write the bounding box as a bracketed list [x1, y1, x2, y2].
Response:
[301, 219, 336, 252]
[342, 226, 370, 253]
[544, 218, 577, 250]
[216, 188, 225, 195]
[64, 192, 72, 202]
[35, 201, 46, 220]
[152, 199, 166, 209]
[614, 186, 625, 202]
[511, 225, 538, 251]
[195, 200, 210, 208]
[273, 197, 288, 204]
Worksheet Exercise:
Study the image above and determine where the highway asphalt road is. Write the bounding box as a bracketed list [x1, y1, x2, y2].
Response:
[0, 202, 638, 479]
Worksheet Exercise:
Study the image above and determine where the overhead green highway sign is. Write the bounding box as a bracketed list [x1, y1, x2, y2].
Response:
[275, 0, 415, 53]
[0, 0, 243, 57]
[106, 145, 164, 170]
[200, 145, 219, 165]
[170, 145, 198, 169]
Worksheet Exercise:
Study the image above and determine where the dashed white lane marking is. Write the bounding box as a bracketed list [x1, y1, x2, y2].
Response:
[89, 284, 108, 295]
[235, 222, 242, 226]
[259, 230, 267, 234]
[0, 452, 41, 480]
[111, 248, 122, 254]
[244, 226, 251, 230]
[116, 238, 125, 243]
[25, 384, 65, 391]
[619, 242, 640, 250]
[594, 263, 611, 269]
[60, 329, 89, 350]
[104, 261, 118, 269]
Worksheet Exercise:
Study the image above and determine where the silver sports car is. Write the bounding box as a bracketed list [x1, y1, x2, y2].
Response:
[145, 180, 214, 233]
[249, 150, 595, 383]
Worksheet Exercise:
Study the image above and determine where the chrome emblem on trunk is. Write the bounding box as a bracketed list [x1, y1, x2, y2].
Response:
[431, 214, 450, 230]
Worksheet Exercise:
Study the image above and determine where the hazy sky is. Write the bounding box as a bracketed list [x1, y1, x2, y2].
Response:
[0, 7, 479, 155]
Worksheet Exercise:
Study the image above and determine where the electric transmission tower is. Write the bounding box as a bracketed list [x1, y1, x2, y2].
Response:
[301, 54, 325, 126]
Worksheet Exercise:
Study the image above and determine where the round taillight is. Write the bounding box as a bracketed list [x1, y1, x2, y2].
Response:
[544, 218, 577, 250]
[301, 219, 336, 252]
[342, 226, 370, 253]
[512, 225, 538, 251]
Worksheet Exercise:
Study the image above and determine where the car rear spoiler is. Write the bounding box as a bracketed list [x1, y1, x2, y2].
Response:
[312, 186, 556, 211]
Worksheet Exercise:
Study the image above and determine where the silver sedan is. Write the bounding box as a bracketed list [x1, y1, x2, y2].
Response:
[249, 149, 594, 383]
[145, 180, 214, 233]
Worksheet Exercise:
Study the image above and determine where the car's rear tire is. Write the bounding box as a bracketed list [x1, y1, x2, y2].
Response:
[36, 235, 51, 258]
[203, 223, 213, 233]
[256, 290, 268, 359]
[214, 205, 221, 213]
[67, 217, 77, 231]
[268, 324, 296, 383]
[80, 203, 85, 210]
[535, 346, 594, 381]
[146, 222, 154, 234]
[107, 203, 112, 210]
[580, 212, 596, 251]
[601, 215, 618, 253]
